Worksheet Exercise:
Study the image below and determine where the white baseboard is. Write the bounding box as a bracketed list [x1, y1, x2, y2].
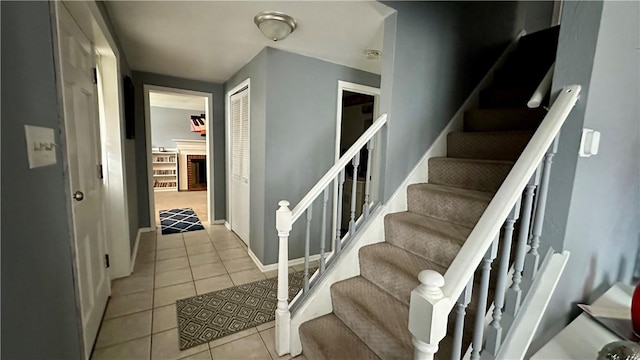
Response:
[248, 248, 325, 273]
[224, 221, 231, 230]
[287, 31, 526, 356]
[130, 227, 153, 273]
[212, 219, 225, 225]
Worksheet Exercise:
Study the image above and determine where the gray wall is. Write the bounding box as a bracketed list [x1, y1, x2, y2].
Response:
[263, 48, 381, 264]
[150, 106, 205, 148]
[225, 48, 268, 261]
[1, 1, 83, 358]
[531, 0, 640, 352]
[132, 71, 226, 224]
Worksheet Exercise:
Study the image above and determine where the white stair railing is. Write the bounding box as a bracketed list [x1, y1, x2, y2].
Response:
[409, 84, 581, 360]
[275, 113, 388, 356]
[528, 63, 555, 108]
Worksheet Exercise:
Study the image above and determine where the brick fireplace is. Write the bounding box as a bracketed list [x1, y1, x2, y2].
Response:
[186, 155, 207, 191]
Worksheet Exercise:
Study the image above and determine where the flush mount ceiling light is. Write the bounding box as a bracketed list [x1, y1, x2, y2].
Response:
[254, 11, 297, 42]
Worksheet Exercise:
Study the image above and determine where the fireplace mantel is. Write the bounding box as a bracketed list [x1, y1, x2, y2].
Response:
[173, 139, 206, 190]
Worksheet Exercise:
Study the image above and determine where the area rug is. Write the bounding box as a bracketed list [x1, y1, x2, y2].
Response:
[176, 269, 316, 350]
[159, 208, 205, 235]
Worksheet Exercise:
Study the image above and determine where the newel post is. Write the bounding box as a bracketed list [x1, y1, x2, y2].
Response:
[275, 200, 292, 356]
[408, 270, 450, 360]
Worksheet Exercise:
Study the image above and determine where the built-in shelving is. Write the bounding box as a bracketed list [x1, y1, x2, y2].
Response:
[152, 150, 178, 191]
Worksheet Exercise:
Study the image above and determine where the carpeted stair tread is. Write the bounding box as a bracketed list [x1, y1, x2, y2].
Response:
[407, 183, 493, 227]
[464, 107, 546, 132]
[331, 277, 413, 359]
[384, 212, 472, 268]
[428, 157, 514, 193]
[299, 314, 381, 360]
[359, 243, 447, 305]
[479, 87, 534, 108]
[447, 131, 533, 161]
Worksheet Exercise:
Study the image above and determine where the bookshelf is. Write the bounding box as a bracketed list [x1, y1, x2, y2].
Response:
[152, 150, 178, 191]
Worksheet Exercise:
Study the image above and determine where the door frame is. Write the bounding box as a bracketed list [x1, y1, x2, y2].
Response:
[143, 85, 215, 228]
[51, 1, 130, 357]
[332, 81, 380, 241]
[225, 78, 251, 244]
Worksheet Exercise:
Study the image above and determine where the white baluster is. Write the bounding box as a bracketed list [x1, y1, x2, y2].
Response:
[304, 207, 312, 293]
[335, 169, 345, 252]
[349, 153, 360, 234]
[452, 278, 473, 360]
[363, 140, 373, 218]
[470, 236, 499, 360]
[320, 187, 329, 273]
[409, 270, 450, 360]
[275, 201, 292, 356]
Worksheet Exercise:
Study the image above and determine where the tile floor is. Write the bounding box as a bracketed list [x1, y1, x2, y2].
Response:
[154, 190, 208, 225]
[91, 224, 298, 360]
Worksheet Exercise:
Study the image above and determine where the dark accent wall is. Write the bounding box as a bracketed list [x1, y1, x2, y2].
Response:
[379, 1, 555, 202]
[1, 1, 83, 358]
[132, 71, 226, 225]
[531, 0, 640, 352]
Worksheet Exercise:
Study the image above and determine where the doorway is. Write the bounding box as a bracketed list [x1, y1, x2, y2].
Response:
[226, 79, 251, 246]
[143, 87, 214, 227]
[333, 81, 380, 238]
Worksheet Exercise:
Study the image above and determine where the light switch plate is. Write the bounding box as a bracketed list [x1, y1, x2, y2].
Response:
[24, 125, 57, 168]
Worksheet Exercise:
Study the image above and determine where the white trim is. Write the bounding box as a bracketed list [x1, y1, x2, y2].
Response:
[248, 248, 326, 273]
[144, 85, 215, 229]
[332, 81, 381, 247]
[129, 227, 153, 272]
[225, 78, 251, 245]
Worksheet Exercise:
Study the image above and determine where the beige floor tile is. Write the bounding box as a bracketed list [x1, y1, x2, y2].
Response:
[154, 282, 196, 308]
[191, 262, 227, 281]
[157, 237, 186, 251]
[188, 252, 222, 266]
[157, 247, 188, 261]
[182, 229, 209, 239]
[259, 327, 291, 360]
[218, 248, 249, 261]
[209, 232, 237, 242]
[223, 257, 258, 273]
[186, 243, 216, 256]
[96, 311, 152, 349]
[180, 350, 212, 360]
[151, 328, 209, 360]
[213, 239, 243, 251]
[256, 321, 275, 332]
[194, 274, 234, 294]
[183, 235, 211, 246]
[155, 268, 193, 288]
[104, 291, 153, 319]
[136, 250, 156, 264]
[153, 304, 178, 334]
[207, 327, 257, 349]
[138, 237, 157, 253]
[264, 270, 278, 278]
[91, 336, 151, 360]
[209, 333, 271, 360]
[157, 232, 184, 241]
[133, 261, 155, 276]
[229, 269, 266, 286]
[112, 274, 154, 296]
[156, 256, 190, 274]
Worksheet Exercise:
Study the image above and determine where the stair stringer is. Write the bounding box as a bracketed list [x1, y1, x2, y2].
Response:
[288, 29, 526, 357]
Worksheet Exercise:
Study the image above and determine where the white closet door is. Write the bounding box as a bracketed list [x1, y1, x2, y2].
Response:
[230, 87, 250, 245]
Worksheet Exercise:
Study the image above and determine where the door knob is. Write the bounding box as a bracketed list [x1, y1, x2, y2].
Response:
[73, 191, 85, 201]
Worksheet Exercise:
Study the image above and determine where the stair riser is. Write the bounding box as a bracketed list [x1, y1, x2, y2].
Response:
[384, 215, 467, 269]
[447, 132, 532, 161]
[479, 88, 532, 108]
[429, 159, 513, 193]
[407, 186, 491, 227]
[463, 108, 545, 132]
[299, 314, 381, 360]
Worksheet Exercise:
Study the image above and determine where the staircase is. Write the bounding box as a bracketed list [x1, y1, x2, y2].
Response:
[298, 26, 560, 359]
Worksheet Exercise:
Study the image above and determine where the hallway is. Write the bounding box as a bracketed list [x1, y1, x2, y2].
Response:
[91, 225, 290, 360]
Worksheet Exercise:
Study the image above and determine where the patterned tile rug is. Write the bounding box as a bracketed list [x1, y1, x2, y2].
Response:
[176, 269, 315, 350]
[159, 207, 205, 235]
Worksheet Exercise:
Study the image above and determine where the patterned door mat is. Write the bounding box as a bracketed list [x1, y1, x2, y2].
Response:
[159, 208, 205, 235]
[177, 269, 315, 350]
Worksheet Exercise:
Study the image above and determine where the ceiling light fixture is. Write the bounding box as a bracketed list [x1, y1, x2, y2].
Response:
[365, 49, 381, 60]
[254, 11, 297, 42]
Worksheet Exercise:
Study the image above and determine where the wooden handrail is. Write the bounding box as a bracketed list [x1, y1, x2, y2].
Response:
[290, 114, 388, 222]
[442, 85, 580, 310]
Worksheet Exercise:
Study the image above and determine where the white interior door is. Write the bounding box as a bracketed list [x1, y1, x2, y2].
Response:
[56, 4, 110, 358]
[230, 87, 250, 245]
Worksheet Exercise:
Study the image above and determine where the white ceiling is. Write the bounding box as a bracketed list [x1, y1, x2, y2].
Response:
[105, 1, 394, 83]
[149, 91, 206, 111]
